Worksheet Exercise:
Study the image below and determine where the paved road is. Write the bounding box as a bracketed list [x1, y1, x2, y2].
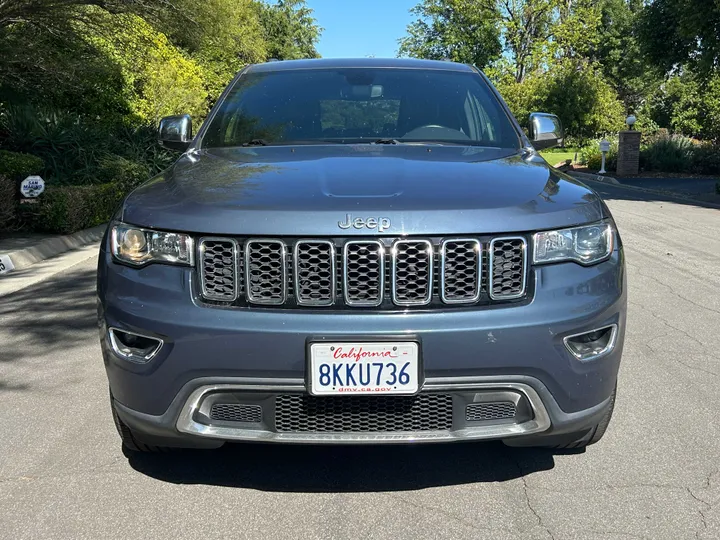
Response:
[617, 177, 718, 196]
[1, 185, 719, 539]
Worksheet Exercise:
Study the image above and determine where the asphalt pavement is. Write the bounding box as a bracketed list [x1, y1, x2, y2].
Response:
[1, 183, 719, 539]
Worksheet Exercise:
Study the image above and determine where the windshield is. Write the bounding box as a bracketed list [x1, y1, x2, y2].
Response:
[201, 68, 520, 149]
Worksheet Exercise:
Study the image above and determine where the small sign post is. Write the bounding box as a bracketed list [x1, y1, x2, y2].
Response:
[20, 175, 45, 198]
[599, 140, 611, 174]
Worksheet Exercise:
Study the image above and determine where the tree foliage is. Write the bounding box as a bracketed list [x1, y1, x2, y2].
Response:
[400, 0, 720, 142]
[398, 0, 501, 67]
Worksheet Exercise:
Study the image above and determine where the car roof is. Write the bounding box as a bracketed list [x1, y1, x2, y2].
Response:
[246, 57, 476, 73]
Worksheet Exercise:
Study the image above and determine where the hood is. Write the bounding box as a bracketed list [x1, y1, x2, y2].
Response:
[121, 145, 604, 236]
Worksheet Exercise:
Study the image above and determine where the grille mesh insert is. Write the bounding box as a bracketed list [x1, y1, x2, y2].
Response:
[200, 239, 237, 301]
[344, 241, 384, 306]
[210, 403, 262, 423]
[295, 241, 335, 305]
[275, 394, 453, 432]
[246, 240, 285, 304]
[466, 402, 517, 421]
[441, 240, 481, 303]
[393, 240, 432, 305]
[490, 238, 527, 299]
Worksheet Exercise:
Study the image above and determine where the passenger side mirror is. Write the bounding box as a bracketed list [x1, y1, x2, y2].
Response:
[158, 114, 193, 151]
[529, 113, 564, 151]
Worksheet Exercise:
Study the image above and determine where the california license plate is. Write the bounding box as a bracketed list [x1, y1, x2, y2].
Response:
[309, 342, 420, 395]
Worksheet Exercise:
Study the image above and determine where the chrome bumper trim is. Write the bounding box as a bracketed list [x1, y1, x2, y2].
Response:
[175, 378, 552, 443]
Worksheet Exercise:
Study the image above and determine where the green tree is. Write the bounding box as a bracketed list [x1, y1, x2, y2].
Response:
[397, 0, 502, 67]
[638, 0, 720, 77]
[258, 0, 322, 60]
[590, 0, 656, 110]
[498, 60, 626, 143]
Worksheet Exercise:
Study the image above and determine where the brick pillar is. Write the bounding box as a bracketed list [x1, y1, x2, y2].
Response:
[616, 131, 641, 176]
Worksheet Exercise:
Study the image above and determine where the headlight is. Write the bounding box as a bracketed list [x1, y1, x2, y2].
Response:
[111, 223, 194, 267]
[533, 222, 614, 265]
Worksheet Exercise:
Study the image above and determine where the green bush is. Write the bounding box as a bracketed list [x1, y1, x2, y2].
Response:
[0, 175, 17, 229]
[0, 105, 174, 186]
[689, 143, 720, 175]
[0, 149, 44, 181]
[32, 183, 123, 234]
[639, 134, 694, 173]
[579, 138, 618, 171]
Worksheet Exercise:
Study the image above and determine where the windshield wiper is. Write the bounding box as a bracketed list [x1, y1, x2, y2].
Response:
[372, 138, 401, 145]
[242, 139, 269, 147]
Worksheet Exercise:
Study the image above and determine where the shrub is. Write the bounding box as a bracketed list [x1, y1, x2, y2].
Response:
[0, 149, 44, 181]
[689, 143, 720, 175]
[579, 138, 618, 171]
[32, 183, 123, 234]
[639, 134, 694, 173]
[0, 175, 17, 229]
[0, 105, 175, 186]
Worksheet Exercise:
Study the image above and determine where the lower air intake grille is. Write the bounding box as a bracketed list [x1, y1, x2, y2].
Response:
[274, 394, 453, 432]
[210, 403, 262, 423]
[466, 402, 517, 421]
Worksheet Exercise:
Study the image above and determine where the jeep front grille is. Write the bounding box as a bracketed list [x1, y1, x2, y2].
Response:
[197, 236, 528, 309]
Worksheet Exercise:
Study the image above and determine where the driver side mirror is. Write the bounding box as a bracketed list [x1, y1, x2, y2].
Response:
[529, 113, 564, 150]
[158, 114, 193, 151]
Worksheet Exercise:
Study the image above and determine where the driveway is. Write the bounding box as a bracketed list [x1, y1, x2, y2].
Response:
[1, 184, 719, 539]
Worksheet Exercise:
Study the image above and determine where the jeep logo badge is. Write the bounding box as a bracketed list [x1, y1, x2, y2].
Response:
[338, 214, 391, 232]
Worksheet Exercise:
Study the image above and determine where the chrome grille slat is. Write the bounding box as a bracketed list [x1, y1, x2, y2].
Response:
[343, 240, 384, 306]
[245, 239, 287, 305]
[392, 239, 433, 306]
[489, 237, 527, 300]
[199, 238, 239, 301]
[441, 239, 481, 304]
[294, 240, 336, 306]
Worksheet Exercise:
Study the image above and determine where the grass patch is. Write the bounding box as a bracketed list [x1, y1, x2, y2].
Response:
[539, 150, 578, 166]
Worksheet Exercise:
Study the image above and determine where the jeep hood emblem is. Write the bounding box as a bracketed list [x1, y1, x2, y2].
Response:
[338, 214, 391, 232]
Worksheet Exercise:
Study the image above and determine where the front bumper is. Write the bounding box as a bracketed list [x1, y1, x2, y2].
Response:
[99, 242, 625, 446]
[112, 375, 614, 447]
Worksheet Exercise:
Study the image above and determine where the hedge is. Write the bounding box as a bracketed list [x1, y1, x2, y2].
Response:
[0, 149, 44, 181]
[29, 183, 124, 234]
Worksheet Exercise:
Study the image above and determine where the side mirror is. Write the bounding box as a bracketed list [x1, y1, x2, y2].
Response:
[158, 114, 193, 151]
[529, 113, 564, 151]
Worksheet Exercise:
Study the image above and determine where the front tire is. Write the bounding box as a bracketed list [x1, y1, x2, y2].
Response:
[110, 397, 168, 453]
[550, 386, 616, 449]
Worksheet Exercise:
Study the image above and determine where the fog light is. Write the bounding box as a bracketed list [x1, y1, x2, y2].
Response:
[563, 324, 617, 361]
[108, 328, 163, 363]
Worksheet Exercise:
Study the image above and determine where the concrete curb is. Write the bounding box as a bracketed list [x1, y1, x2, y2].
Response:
[566, 171, 620, 185]
[0, 224, 107, 274]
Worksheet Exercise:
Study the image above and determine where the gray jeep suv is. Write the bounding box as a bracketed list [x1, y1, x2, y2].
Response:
[98, 58, 625, 452]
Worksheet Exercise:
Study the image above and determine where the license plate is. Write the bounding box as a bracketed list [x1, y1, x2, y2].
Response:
[309, 342, 419, 395]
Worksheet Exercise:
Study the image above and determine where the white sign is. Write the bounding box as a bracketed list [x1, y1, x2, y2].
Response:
[0, 254, 15, 275]
[20, 175, 45, 198]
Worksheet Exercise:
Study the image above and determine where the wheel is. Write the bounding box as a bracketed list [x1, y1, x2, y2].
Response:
[110, 396, 168, 453]
[550, 386, 616, 449]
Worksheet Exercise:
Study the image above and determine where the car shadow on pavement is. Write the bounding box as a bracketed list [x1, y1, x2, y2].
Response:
[127, 441, 573, 491]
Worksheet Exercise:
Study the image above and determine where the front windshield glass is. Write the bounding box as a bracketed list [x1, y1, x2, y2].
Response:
[201, 68, 520, 148]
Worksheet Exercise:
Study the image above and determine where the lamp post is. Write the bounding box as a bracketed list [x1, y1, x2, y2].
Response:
[599, 139, 610, 174]
[626, 115, 637, 130]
